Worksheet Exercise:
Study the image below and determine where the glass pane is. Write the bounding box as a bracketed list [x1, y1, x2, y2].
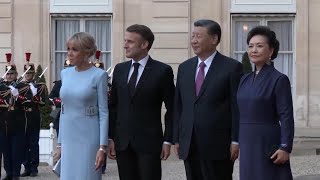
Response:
[85, 20, 111, 51]
[55, 52, 68, 80]
[234, 21, 260, 53]
[102, 52, 111, 70]
[85, 20, 112, 70]
[267, 21, 292, 51]
[55, 20, 79, 80]
[55, 20, 80, 51]
[235, 52, 245, 62]
[268, 21, 293, 84]
[273, 53, 293, 84]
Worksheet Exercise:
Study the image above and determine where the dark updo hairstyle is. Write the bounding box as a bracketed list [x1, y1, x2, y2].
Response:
[246, 26, 279, 60]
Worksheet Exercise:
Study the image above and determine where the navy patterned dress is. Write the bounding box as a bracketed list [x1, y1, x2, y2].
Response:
[237, 64, 294, 180]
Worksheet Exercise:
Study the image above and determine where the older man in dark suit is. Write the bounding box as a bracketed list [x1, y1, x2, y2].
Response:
[108, 24, 175, 180]
[174, 19, 243, 180]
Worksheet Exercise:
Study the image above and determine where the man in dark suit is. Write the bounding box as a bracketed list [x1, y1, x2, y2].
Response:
[108, 24, 175, 180]
[173, 19, 243, 180]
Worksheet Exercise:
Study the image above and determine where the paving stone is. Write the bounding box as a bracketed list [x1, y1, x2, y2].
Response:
[1, 155, 320, 180]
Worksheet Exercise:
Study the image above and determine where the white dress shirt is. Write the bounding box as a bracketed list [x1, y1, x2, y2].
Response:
[127, 55, 149, 85]
[195, 51, 217, 80]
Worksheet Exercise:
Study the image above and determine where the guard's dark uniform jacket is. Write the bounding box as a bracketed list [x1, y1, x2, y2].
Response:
[0, 83, 7, 180]
[49, 80, 61, 131]
[1, 81, 30, 134]
[24, 80, 48, 132]
[0, 83, 9, 133]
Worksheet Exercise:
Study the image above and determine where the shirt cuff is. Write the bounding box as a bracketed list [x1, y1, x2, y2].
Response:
[163, 141, 172, 145]
[280, 143, 287, 147]
[231, 141, 239, 145]
[279, 144, 290, 153]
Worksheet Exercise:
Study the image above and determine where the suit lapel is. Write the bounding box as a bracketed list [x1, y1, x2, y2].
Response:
[119, 61, 131, 100]
[121, 61, 132, 87]
[195, 52, 222, 102]
[132, 57, 153, 99]
[188, 57, 198, 102]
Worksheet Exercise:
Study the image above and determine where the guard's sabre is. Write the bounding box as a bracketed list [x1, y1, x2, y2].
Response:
[109, 68, 114, 77]
[34, 67, 49, 84]
[39, 67, 48, 78]
[106, 67, 111, 73]
[2, 66, 12, 78]
[13, 66, 31, 85]
[20, 66, 31, 78]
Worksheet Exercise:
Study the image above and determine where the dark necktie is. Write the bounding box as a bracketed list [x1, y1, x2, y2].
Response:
[128, 62, 140, 96]
[195, 62, 206, 96]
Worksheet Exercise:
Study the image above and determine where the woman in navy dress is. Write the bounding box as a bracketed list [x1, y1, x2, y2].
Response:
[237, 26, 294, 180]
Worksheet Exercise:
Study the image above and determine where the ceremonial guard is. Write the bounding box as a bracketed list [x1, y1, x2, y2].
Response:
[1, 53, 31, 180]
[94, 50, 112, 94]
[0, 54, 13, 180]
[21, 53, 48, 177]
[0, 80, 5, 179]
[48, 58, 72, 137]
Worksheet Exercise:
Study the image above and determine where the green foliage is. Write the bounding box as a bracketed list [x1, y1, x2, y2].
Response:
[241, 52, 252, 74]
[40, 102, 52, 129]
[35, 65, 51, 129]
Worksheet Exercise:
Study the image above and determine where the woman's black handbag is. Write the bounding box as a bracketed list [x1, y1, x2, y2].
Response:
[50, 107, 61, 120]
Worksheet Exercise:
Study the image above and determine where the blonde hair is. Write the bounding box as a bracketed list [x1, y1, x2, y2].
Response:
[67, 32, 97, 57]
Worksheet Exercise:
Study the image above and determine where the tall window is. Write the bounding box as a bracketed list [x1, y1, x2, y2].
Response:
[51, 16, 112, 80]
[231, 15, 294, 84]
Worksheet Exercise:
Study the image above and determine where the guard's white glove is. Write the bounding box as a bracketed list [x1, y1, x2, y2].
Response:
[8, 85, 19, 96]
[29, 83, 38, 96]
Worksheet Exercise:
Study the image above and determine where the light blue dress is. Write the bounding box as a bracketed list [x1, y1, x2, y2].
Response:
[58, 66, 109, 180]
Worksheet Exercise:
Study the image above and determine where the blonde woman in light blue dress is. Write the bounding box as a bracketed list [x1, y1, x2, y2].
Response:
[55, 32, 109, 180]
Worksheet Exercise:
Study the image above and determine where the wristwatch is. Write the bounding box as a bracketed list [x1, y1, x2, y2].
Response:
[99, 147, 107, 154]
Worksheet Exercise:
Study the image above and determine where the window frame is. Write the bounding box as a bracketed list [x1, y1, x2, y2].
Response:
[231, 14, 296, 101]
[231, 15, 295, 58]
[50, 15, 113, 81]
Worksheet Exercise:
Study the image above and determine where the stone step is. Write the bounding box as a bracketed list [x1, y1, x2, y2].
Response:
[292, 137, 320, 156]
[294, 175, 320, 180]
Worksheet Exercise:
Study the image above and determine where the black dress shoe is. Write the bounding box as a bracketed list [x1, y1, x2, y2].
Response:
[20, 171, 30, 177]
[2, 176, 12, 180]
[11, 177, 19, 180]
[29, 172, 38, 177]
